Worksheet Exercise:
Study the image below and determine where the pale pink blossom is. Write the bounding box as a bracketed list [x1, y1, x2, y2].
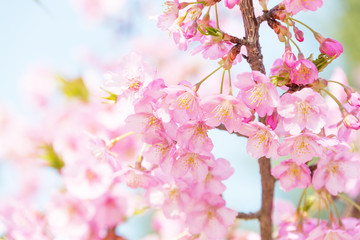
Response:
[192, 158, 234, 197]
[277, 88, 327, 135]
[171, 150, 215, 182]
[120, 168, 158, 189]
[202, 94, 253, 133]
[312, 144, 360, 195]
[278, 132, 322, 164]
[163, 81, 202, 123]
[271, 160, 311, 191]
[307, 225, 353, 240]
[290, 59, 318, 85]
[224, 0, 241, 9]
[235, 71, 280, 117]
[237, 122, 280, 160]
[283, 0, 323, 15]
[192, 35, 233, 60]
[176, 120, 213, 154]
[63, 161, 114, 200]
[157, 0, 181, 31]
[186, 193, 237, 240]
[46, 192, 95, 240]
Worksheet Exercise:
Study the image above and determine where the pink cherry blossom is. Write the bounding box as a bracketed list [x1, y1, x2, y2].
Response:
[157, 1, 181, 31]
[163, 81, 202, 123]
[120, 168, 158, 189]
[192, 35, 234, 60]
[283, 0, 323, 15]
[278, 132, 322, 164]
[103, 52, 147, 96]
[235, 71, 280, 117]
[224, 0, 241, 9]
[192, 158, 234, 197]
[176, 120, 214, 154]
[290, 59, 318, 85]
[312, 144, 360, 195]
[186, 193, 237, 240]
[171, 151, 215, 182]
[202, 94, 253, 133]
[271, 159, 311, 191]
[277, 88, 327, 135]
[307, 225, 353, 240]
[237, 122, 280, 160]
[63, 161, 114, 200]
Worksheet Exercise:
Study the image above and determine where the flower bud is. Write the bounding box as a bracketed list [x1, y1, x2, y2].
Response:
[343, 114, 360, 130]
[282, 47, 296, 68]
[347, 90, 360, 107]
[319, 38, 344, 59]
[224, 0, 241, 9]
[266, 112, 279, 130]
[294, 26, 304, 42]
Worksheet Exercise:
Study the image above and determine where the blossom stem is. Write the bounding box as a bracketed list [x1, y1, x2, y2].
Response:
[297, 188, 307, 213]
[289, 38, 302, 54]
[326, 193, 343, 227]
[320, 88, 344, 112]
[220, 68, 226, 94]
[288, 17, 317, 36]
[135, 143, 147, 170]
[327, 80, 349, 90]
[228, 69, 232, 95]
[321, 192, 335, 224]
[108, 131, 134, 149]
[317, 194, 321, 226]
[195, 65, 223, 91]
[215, 3, 220, 29]
[338, 193, 360, 213]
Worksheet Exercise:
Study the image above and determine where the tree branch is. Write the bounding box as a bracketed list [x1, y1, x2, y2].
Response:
[256, 4, 285, 24]
[237, 211, 260, 220]
[239, 1, 276, 239]
[240, 0, 265, 74]
[215, 124, 248, 138]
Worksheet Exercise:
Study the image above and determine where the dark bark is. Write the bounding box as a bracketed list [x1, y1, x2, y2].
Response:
[238, 1, 276, 239]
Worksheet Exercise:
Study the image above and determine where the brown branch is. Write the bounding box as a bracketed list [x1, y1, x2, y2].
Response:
[237, 211, 260, 220]
[239, 1, 276, 239]
[215, 124, 248, 138]
[240, 0, 265, 74]
[256, 4, 285, 24]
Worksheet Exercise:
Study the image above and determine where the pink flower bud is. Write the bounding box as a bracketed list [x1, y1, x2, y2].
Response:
[266, 112, 279, 130]
[319, 38, 344, 59]
[282, 48, 296, 67]
[347, 90, 360, 107]
[343, 114, 360, 130]
[224, 0, 241, 9]
[294, 27, 304, 42]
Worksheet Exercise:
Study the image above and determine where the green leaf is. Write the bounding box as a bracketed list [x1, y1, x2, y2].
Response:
[39, 143, 65, 170]
[57, 76, 89, 102]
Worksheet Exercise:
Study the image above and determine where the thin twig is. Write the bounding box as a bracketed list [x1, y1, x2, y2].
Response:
[237, 211, 260, 220]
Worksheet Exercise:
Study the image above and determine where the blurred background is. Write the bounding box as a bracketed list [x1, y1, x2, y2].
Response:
[0, 0, 359, 239]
